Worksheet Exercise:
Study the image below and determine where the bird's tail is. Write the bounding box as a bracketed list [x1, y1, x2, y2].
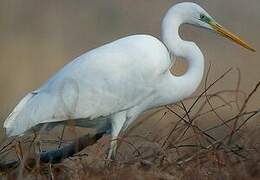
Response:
[4, 91, 39, 137]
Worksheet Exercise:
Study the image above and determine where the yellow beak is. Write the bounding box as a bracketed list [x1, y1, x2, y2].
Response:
[210, 22, 255, 52]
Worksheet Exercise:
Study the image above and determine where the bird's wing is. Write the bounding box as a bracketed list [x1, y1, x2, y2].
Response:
[4, 35, 171, 137]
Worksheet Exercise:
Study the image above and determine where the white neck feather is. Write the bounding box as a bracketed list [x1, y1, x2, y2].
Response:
[160, 7, 205, 101]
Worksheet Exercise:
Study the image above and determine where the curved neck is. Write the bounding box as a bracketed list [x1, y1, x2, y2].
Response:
[161, 9, 204, 99]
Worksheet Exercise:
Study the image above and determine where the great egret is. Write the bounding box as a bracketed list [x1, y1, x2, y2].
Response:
[4, 2, 254, 160]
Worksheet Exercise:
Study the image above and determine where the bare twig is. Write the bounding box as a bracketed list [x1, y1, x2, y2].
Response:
[0, 132, 105, 173]
[228, 81, 260, 143]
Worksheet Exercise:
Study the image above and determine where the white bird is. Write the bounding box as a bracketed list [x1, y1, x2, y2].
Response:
[4, 2, 254, 160]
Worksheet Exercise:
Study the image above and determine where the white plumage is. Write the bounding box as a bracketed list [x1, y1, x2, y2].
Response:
[4, 2, 254, 159]
[5, 35, 172, 134]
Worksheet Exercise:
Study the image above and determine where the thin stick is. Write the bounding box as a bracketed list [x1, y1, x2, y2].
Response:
[228, 81, 260, 143]
[204, 63, 231, 130]
[58, 125, 66, 149]
[187, 67, 233, 115]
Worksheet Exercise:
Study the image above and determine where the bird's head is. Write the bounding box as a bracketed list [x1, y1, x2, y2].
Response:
[173, 2, 255, 52]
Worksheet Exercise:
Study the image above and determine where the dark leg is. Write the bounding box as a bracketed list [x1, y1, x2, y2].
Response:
[39, 131, 106, 163]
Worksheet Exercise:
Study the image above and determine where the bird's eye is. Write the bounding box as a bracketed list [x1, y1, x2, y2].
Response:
[200, 14, 206, 20]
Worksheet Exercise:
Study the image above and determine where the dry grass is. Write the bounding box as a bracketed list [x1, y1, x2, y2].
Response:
[0, 67, 260, 180]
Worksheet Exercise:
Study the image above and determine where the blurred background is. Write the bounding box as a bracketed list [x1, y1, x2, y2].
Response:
[0, 0, 259, 138]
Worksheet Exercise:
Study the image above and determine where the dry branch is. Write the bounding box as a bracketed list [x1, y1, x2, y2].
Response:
[0, 132, 105, 173]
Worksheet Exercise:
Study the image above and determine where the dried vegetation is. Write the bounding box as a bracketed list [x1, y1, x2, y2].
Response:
[0, 67, 260, 179]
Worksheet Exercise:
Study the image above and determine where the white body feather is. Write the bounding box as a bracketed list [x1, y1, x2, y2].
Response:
[4, 35, 178, 136]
